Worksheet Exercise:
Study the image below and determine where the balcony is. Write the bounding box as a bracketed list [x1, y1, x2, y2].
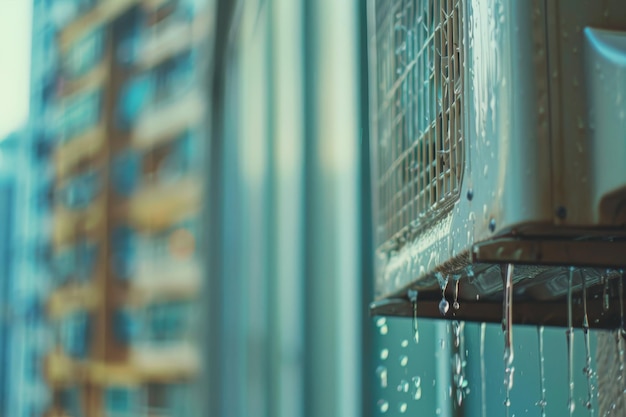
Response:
[59, 0, 141, 52]
[129, 259, 201, 302]
[127, 176, 201, 230]
[135, 13, 211, 71]
[131, 341, 200, 380]
[53, 199, 104, 248]
[88, 362, 143, 385]
[44, 351, 90, 386]
[131, 90, 204, 150]
[54, 124, 105, 180]
[47, 282, 99, 320]
[59, 60, 108, 98]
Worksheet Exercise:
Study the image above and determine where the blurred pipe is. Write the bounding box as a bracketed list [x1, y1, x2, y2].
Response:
[268, 0, 306, 416]
[202, 0, 239, 415]
[303, 0, 362, 416]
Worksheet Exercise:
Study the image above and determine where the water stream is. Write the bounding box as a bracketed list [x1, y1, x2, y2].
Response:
[567, 267, 576, 415]
[537, 325, 547, 417]
[502, 263, 514, 416]
[581, 271, 594, 414]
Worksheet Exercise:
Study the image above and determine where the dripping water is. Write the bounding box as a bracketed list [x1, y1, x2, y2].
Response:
[618, 272, 625, 393]
[453, 278, 460, 311]
[480, 323, 487, 417]
[408, 289, 419, 344]
[536, 326, 547, 417]
[502, 264, 515, 415]
[452, 321, 469, 406]
[581, 270, 594, 414]
[437, 273, 450, 315]
[376, 365, 388, 388]
[566, 267, 575, 415]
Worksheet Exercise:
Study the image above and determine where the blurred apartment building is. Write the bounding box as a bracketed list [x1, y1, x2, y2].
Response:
[9, 1, 210, 416]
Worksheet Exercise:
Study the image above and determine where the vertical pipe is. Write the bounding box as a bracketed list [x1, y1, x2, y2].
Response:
[269, 0, 306, 416]
[202, 0, 238, 415]
[303, 0, 362, 415]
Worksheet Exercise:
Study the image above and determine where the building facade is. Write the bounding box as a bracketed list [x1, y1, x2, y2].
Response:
[18, 1, 210, 416]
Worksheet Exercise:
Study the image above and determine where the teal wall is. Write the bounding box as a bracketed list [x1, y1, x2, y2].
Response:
[373, 317, 601, 417]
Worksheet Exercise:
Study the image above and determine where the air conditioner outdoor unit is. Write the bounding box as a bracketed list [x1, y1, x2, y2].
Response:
[368, 0, 626, 328]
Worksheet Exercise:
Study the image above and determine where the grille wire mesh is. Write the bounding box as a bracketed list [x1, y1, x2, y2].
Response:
[372, 0, 464, 248]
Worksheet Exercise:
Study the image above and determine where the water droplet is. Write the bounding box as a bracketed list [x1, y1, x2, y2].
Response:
[376, 317, 387, 327]
[398, 402, 408, 413]
[401, 339, 409, 348]
[439, 298, 450, 315]
[376, 366, 388, 388]
[378, 399, 389, 413]
[399, 355, 409, 367]
[489, 218, 496, 232]
[467, 189, 474, 201]
[455, 353, 462, 374]
[380, 324, 389, 335]
[397, 380, 409, 393]
[414, 386, 422, 400]
[380, 348, 389, 360]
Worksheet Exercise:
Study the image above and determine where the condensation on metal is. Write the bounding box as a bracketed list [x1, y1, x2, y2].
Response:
[373, 0, 465, 249]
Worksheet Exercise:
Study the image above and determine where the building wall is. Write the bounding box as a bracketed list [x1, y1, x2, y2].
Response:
[34, 1, 211, 416]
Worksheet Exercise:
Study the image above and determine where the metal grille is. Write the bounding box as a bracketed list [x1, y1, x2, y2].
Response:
[373, 0, 464, 248]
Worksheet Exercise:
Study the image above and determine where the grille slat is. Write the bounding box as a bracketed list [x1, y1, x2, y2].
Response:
[373, 0, 465, 248]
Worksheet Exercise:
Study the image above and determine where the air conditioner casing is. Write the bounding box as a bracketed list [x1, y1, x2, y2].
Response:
[368, 0, 626, 327]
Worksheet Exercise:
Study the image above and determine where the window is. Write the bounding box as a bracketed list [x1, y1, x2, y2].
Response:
[116, 53, 196, 128]
[134, 218, 198, 269]
[113, 308, 138, 344]
[52, 247, 76, 286]
[152, 51, 195, 105]
[111, 150, 142, 197]
[145, 383, 192, 417]
[104, 386, 138, 417]
[114, 7, 143, 66]
[51, 240, 97, 286]
[141, 130, 198, 185]
[61, 312, 91, 359]
[57, 89, 101, 143]
[59, 386, 84, 417]
[145, 301, 193, 345]
[58, 169, 101, 210]
[63, 27, 105, 79]
[111, 226, 137, 280]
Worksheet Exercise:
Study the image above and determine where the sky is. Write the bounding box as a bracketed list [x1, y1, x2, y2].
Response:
[0, 1, 33, 139]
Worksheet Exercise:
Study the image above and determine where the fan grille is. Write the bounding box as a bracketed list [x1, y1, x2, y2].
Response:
[373, 0, 465, 248]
